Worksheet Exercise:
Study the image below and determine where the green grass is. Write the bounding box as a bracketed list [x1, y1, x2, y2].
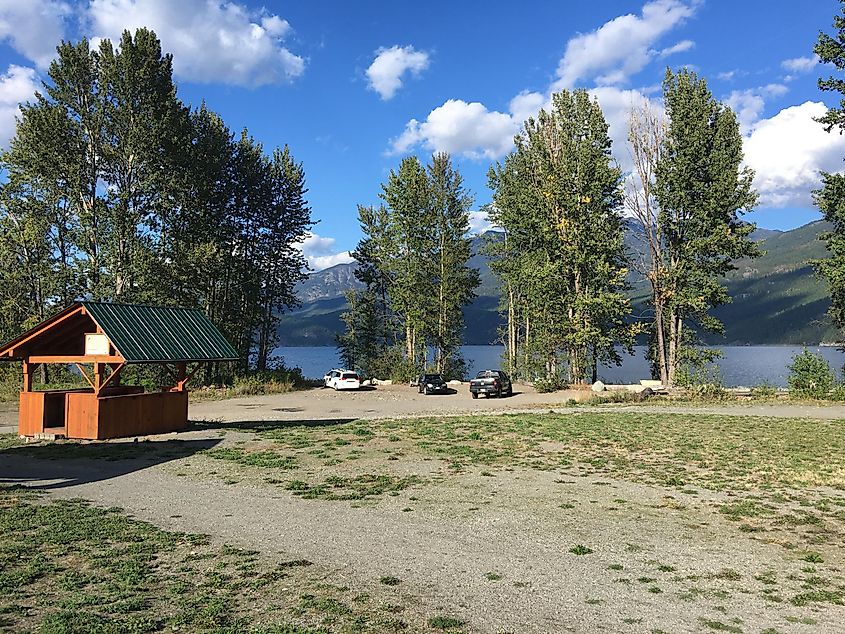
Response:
[284, 474, 422, 501]
[0, 485, 438, 632]
[427, 615, 465, 630]
[204, 447, 298, 470]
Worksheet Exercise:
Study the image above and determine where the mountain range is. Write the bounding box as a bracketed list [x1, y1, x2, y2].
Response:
[277, 220, 839, 346]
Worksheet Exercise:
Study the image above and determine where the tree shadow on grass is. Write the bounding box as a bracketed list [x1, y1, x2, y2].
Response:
[0, 437, 222, 490]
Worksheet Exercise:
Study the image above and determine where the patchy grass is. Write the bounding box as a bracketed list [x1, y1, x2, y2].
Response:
[221, 411, 845, 492]
[284, 474, 422, 501]
[0, 485, 438, 632]
[204, 447, 298, 470]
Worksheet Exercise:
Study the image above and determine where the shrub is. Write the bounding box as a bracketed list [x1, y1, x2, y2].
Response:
[787, 350, 835, 399]
[533, 375, 567, 393]
[751, 382, 778, 398]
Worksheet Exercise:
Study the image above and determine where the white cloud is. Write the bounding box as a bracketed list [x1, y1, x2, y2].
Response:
[391, 99, 518, 159]
[781, 54, 819, 74]
[0, 65, 39, 148]
[743, 101, 845, 207]
[588, 86, 653, 168]
[725, 84, 788, 134]
[366, 45, 429, 100]
[86, 0, 305, 87]
[0, 0, 70, 69]
[553, 0, 696, 90]
[468, 210, 496, 234]
[658, 39, 694, 57]
[508, 91, 548, 125]
[717, 70, 737, 81]
[295, 233, 354, 271]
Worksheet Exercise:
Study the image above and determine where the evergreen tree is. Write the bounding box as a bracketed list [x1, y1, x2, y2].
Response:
[813, 1, 845, 337]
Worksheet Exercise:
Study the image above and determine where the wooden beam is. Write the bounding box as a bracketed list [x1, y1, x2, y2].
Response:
[94, 362, 102, 391]
[5, 306, 87, 357]
[22, 361, 32, 392]
[177, 363, 202, 391]
[28, 355, 124, 364]
[96, 362, 125, 396]
[73, 363, 96, 390]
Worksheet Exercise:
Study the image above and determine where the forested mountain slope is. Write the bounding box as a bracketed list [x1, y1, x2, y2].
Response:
[276, 221, 837, 346]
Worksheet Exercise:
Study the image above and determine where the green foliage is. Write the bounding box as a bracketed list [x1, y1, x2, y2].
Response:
[533, 375, 568, 393]
[751, 382, 778, 398]
[633, 69, 758, 385]
[0, 29, 312, 375]
[787, 349, 836, 398]
[488, 89, 634, 384]
[340, 153, 479, 380]
[813, 6, 845, 339]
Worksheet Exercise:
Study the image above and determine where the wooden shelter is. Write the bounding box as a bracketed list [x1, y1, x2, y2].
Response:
[0, 302, 238, 440]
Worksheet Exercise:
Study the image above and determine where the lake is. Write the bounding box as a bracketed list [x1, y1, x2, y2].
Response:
[274, 345, 845, 387]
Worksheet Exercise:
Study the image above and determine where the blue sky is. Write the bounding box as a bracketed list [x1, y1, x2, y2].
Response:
[0, 1, 843, 269]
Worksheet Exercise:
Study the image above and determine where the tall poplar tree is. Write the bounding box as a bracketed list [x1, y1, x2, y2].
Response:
[0, 28, 312, 376]
[489, 89, 633, 384]
[427, 153, 479, 376]
[652, 69, 758, 385]
[341, 155, 479, 380]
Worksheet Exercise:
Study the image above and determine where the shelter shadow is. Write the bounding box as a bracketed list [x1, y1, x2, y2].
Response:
[0, 437, 221, 490]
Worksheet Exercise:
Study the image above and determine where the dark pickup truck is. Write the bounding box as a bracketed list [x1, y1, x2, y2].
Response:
[469, 370, 512, 399]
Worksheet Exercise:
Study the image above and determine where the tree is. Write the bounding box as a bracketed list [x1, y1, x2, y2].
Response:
[814, 1, 845, 337]
[649, 69, 758, 385]
[426, 153, 479, 376]
[489, 89, 634, 384]
[379, 156, 433, 367]
[341, 155, 480, 380]
[0, 28, 312, 378]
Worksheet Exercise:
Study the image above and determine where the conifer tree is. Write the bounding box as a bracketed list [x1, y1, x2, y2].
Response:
[813, 1, 845, 337]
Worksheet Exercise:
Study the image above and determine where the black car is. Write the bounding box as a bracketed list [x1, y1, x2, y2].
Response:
[469, 370, 513, 398]
[418, 373, 448, 395]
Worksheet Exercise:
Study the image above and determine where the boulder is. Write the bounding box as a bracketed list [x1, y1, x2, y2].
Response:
[591, 380, 606, 393]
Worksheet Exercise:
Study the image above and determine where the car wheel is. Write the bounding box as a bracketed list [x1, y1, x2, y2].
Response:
[471, 392, 478, 399]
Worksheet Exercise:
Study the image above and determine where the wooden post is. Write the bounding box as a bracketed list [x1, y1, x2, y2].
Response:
[22, 360, 32, 392]
[109, 363, 122, 387]
[176, 363, 187, 392]
[94, 362, 102, 392]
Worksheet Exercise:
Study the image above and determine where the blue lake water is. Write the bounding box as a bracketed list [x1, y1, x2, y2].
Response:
[274, 345, 845, 387]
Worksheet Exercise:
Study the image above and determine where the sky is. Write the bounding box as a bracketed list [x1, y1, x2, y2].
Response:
[0, 0, 843, 270]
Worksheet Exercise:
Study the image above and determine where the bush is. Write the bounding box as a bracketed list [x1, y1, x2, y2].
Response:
[751, 382, 778, 398]
[787, 350, 835, 399]
[533, 375, 567, 393]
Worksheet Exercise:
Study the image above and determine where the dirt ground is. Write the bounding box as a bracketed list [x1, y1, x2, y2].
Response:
[190, 383, 845, 426]
[3, 387, 845, 632]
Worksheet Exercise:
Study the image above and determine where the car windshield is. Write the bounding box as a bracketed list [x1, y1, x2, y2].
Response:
[423, 374, 443, 381]
[342, 373, 358, 380]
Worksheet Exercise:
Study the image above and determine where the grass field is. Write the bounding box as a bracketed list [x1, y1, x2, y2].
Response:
[2, 410, 845, 632]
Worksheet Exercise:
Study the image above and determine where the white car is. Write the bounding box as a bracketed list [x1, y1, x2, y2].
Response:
[323, 368, 342, 387]
[326, 369, 360, 391]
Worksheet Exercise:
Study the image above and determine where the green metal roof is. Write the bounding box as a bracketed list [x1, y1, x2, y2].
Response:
[83, 302, 239, 363]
